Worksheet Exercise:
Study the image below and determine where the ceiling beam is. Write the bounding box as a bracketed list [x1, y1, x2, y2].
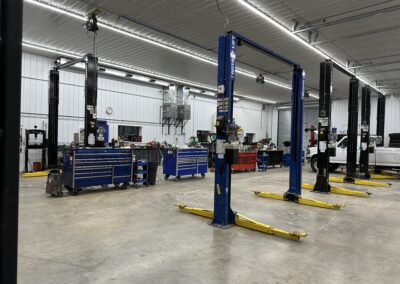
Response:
[293, 4, 400, 33]
[357, 67, 400, 75]
[348, 59, 400, 69]
[311, 24, 400, 46]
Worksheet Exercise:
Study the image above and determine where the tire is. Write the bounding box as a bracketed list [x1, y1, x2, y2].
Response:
[311, 156, 317, 172]
[201, 173, 205, 178]
[329, 163, 339, 172]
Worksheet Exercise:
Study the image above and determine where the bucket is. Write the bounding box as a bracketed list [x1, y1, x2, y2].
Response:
[32, 162, 42, 172]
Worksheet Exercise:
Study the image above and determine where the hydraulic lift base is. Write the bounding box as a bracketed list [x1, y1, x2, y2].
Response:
[253, 191, 343, 210]
[329, 177, 390, 187]
[176, 204, 307, 241]
[302, 183, 371, 197]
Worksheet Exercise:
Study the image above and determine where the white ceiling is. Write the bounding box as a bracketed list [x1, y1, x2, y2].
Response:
[22, 0, 400, 103]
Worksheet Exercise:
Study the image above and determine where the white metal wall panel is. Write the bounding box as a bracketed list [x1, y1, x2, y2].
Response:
[19, 52, 273, 170]
[385, 97, 400, 147]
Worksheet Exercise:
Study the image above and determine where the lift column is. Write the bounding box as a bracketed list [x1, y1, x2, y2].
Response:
[211, 33, 236, 226]
[84, 54, 98, 147]
[48, 69, 59, 169]
[376, 94, 385, 146]
[344, 77, 359, 182]
[359, 86, 371, 179]
[313, 61, 332, 192]
[284, 66, 305, 201]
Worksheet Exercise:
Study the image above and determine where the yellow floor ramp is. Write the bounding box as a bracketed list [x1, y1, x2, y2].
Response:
[329, 176, 390, 187]
[302, 183, 371, 197]
[176, 204, 307, 241]
[253, 191, 343, 210]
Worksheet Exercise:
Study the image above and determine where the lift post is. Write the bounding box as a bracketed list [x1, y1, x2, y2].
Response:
[313, 60, 333, 193]
[376, 94, 386, 146]
[48, 69, 59, 169]
[359, 86, 371, 178]
[177, 32, 307, 239]
[344, 77, 359, 183]
[47, 54, 99, 167]
[84, 54, 99, 147]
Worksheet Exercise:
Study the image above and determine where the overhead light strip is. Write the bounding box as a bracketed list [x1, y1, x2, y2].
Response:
[237, 0, 383, 95]
[22, 42, 276, 104]
[25, 0, 292, 91]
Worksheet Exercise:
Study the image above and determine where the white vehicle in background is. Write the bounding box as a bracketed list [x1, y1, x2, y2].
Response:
[306, 136, 400, 172]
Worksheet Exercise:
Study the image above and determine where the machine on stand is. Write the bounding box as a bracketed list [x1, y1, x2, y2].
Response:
[24, 126, 47, 172]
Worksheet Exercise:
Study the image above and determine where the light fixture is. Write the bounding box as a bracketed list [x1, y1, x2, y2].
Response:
[236, 0, 383, 95]
[23, 42, 277, 104]
[24, 0, 295, 92]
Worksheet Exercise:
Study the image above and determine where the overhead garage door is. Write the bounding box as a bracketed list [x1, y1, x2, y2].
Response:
[278, 107, 319, 150]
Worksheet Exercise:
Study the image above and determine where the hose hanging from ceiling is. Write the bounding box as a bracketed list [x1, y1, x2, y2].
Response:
[216, 0, 230, 34]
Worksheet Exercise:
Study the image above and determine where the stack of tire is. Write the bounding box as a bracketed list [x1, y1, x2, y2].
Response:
[389, 133, 400, 148]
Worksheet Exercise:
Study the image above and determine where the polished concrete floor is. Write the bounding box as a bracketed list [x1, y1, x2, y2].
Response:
[18, 166, 400, 284]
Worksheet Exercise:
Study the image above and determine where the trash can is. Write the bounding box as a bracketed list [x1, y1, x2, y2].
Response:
[46, 170, 64, 197]
[147, 161, 158, 185]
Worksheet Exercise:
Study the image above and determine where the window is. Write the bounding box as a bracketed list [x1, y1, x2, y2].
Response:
[118, 125, 142, 142]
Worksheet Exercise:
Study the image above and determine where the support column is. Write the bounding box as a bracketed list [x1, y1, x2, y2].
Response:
[314, 61, 332, 192]
[48, 69, 59, 168]
[84, 54, 98, 147]
[212, 33, 236, 226]
[376, 94, 385, 146]
[344, 77, 359, 182]
[0, 0, 23, 282]
[359, 86, 371, 178]
[285, 67, 305, 200]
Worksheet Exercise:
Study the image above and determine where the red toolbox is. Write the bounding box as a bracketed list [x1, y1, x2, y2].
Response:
[232, 152, 257, 172]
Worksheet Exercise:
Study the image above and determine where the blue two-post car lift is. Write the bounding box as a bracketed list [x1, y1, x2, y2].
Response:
[177, 31, 341, 240]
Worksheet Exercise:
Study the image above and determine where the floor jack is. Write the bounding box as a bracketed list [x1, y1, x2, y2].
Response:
[176, 32, 308, 240]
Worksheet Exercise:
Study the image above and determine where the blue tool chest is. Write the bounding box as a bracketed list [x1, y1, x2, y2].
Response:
[163, 148, 208, 179]
[63, 148, 134, 189]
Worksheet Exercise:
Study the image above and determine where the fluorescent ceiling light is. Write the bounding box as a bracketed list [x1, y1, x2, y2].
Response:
[237, 0, 384, 95]
[23, 42, 276, 103]
[25, 0, 292, 92]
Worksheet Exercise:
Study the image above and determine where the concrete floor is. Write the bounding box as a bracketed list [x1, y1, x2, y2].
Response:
[18, 166, 400, 284]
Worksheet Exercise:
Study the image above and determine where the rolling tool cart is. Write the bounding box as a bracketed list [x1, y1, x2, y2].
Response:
[232, 151, 257, 172]
[63, 148, 134, 193]
[163, 148, 208, 180]
[257, 150, 269, 171]
[133, 160, 148, 186]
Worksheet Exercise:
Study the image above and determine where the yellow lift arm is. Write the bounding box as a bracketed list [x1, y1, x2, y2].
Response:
[329, 176, 390, 187]
[302, 183, 371, 197]
[253, 191, 343, 210]
[176, 204, 307, 241]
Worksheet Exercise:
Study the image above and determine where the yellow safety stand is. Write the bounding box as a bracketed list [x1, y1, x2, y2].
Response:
[176, 204, 307, 241]
[302, 183, 371, 197]
[20, 170, 50, 177]
[253, 191, 343, 210]
[329, 176, 390, 187]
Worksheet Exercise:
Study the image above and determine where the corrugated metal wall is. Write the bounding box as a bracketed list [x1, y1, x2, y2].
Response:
[20, 52, 271, 170]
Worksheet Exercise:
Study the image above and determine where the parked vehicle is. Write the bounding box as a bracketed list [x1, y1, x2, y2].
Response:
[306, 136, 400, 172]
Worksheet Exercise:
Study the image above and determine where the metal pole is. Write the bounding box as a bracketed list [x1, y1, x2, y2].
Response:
[314, 61, 332, 192]
[344, 77, 359, 182]
[376, 95, 386, 146]
[285, 67, 305, 200]
[212, 33, 236, 226]
[359, 86, 371, 178]
[0, 0, 23, 282]
[84, 54, 98, 147]
[55, 57, 85, 70]
[48, 69, 59, 168]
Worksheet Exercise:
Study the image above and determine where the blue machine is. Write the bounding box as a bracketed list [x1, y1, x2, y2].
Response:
[96, 120, 109, 145]
[63, 148, 134, 190]
[163, 148, 208, 180]
[257, 151, 269, 171]
[211, 32, 304, 226]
